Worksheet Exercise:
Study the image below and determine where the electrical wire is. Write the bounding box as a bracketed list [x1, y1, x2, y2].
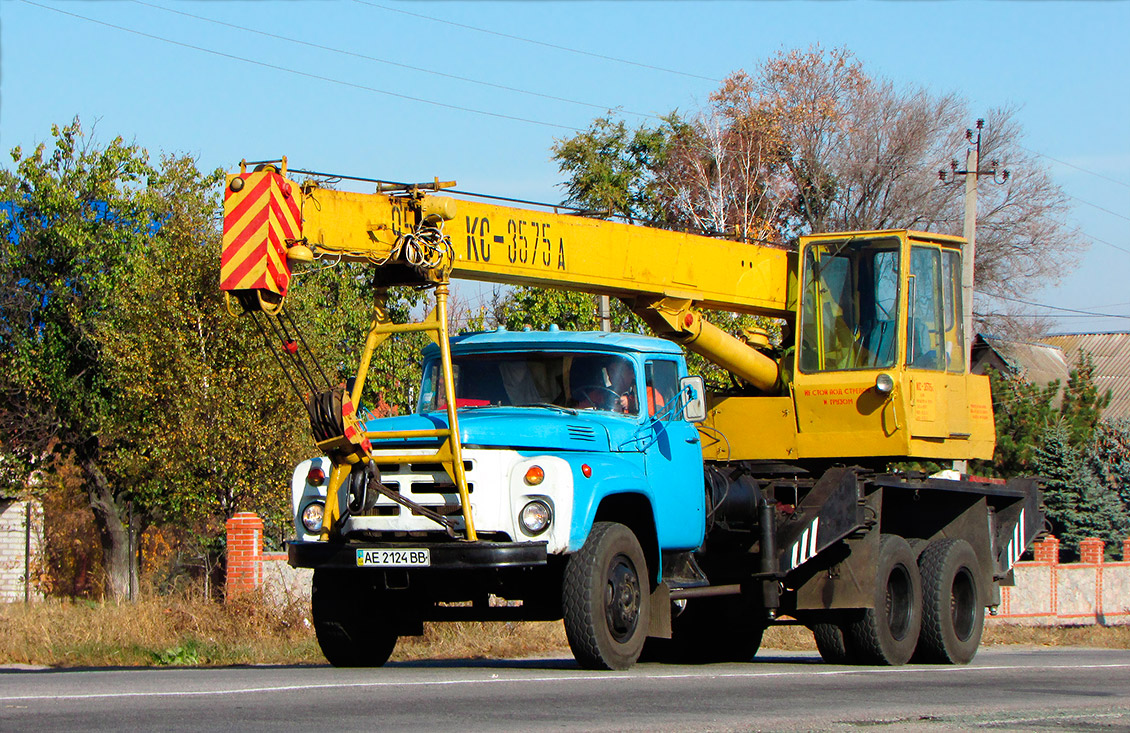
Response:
[975, 312, 1121, 320]
[991, 294, 1130, 320]
[127, 0, 658, 121]
[1081, 231, 1130, 256]
[1019, 144, 1130, 190]
[1066, 194, 1130, 223]
[351, 0, 721, 83]
[18, 0, 579, 132]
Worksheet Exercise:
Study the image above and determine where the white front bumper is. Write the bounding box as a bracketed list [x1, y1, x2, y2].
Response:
[291, 447, 574, 554]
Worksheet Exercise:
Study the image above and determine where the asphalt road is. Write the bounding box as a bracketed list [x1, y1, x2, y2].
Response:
[3, 648, 1129, 732]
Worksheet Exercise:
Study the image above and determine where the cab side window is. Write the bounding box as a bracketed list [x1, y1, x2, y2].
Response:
[906, 246, 945, 370]
[942, 249, 965, 372]
[644, 360, 680, 419]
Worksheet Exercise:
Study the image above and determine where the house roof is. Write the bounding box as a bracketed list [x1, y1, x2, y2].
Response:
[1041, 333, 1130, 422]
[974, 334, 1071, 386]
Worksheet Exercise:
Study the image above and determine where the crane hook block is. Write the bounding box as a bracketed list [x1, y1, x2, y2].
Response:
[220, 170, 302, 310]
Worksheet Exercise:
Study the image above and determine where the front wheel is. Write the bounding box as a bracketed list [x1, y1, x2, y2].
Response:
[915, 538, 984, 664]
[562, 522, 651, 670]
[312, 568, 399, 667]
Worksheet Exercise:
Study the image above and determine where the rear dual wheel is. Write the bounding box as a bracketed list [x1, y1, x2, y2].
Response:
[915, 538, 984, 664]
[844, 534, 922, 666]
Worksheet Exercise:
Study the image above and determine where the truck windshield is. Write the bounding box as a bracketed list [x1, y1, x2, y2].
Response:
[799, 237, 901, 372]
[419, 352, 639, 415]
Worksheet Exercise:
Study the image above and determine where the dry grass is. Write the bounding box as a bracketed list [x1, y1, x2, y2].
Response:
[2, 597, 1127, 668]
[982, 623, 1130, 649]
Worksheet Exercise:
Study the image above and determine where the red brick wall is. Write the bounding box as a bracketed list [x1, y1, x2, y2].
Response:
[224, 512, 264, 599]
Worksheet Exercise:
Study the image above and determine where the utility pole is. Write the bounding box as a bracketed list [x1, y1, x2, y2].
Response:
[939, 119, 1010, 361]
[940, 119, 1009, 475]
[598, 295, 611, 332]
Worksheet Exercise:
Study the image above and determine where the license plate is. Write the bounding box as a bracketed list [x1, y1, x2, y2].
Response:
[356, 548, 431, 567]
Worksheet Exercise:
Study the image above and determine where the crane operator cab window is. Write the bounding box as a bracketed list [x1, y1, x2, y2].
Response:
[799, 237, 901, 373]
[906, 245, 965, 372]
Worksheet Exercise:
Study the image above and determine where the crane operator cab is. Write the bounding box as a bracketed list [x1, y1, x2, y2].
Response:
[787, 230, 994, 463]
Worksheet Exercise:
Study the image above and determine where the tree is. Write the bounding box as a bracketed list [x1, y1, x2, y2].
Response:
[0, 121, 424, 598]
[973, 352, 1127, 557]
[554, 47, 1085, 338]
[0, 120, 170, 599]
[976, 368, 1059, 477]
[1034, 422, 1128, 557]
[552, 115, 675, 223]
[743, 46, 1084, 332]
[655, 94, 789, 241]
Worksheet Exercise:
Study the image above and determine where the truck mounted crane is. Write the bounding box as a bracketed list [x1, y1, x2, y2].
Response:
[221, 159, 1042, 670]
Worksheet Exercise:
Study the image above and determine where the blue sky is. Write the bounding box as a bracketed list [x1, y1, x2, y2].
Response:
[2, 0, 1128, 332]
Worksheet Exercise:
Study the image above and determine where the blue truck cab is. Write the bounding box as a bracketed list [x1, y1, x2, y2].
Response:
[288, 328, 709, 668]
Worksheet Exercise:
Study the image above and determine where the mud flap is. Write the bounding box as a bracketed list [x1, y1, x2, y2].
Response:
[777, 467, 865, 575]
[994, 477, 1043, 578]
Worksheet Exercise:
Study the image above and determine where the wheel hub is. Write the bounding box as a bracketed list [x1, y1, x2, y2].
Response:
[604, 554, 641, 642]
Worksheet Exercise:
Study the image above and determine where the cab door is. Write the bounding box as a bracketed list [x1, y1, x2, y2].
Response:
[641, 358, 705, 549]
[903, 244, 949, 439]
[792, 235, 908, 459]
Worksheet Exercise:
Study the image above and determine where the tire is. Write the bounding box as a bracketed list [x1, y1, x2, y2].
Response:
[312, 568, 398, 667]
[562, 522, 651, 670]
[844, 534, 922, 666]
[812, 621, 852, 665]
[643, 597, 765, 664]
[915, 538, 984, 665]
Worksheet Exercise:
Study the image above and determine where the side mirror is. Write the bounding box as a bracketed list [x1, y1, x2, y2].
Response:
[680, 375, 707, 423]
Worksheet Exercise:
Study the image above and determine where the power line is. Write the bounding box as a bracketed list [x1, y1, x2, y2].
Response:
[128, 0, 658, 121]
[975, 312, 1119, 320]
[20, 0, 579, 132]
[1066, 194, 1130, 223]
[351, 0, 720, 84]
[1081, 231, 1130, 256]
[991, 293, 1130, 320]
[1019, 144, 1130, 190]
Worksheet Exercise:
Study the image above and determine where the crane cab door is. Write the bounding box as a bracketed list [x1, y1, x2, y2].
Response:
[904, 244, 968, 441]
[792, 234, 908, 458]
[791, 232, 970, 460]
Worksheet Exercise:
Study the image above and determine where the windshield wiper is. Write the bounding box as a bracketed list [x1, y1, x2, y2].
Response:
[517, 403, 578, 415]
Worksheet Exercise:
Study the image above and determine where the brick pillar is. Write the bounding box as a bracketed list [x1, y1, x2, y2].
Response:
[1033, 535, 1059, 564]
[1123, 538, 1130, 562]
[1079, 537, 1105, 565]
[225, 512, 264, 599]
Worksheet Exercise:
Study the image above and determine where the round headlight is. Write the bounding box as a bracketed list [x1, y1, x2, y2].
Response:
[301, 502, 325, 533]
[875, 372, 895, 395]
[519, 500, 552, 535]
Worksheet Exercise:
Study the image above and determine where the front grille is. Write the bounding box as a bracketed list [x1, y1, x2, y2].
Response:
[360, 456, 477, 520]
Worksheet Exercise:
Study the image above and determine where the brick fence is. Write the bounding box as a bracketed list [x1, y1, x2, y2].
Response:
[225, 512, 311, 604]
[991, 535, 1130, 626]
[225, 513, 1130, 624]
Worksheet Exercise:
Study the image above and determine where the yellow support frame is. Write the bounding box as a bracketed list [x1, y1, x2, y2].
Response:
[319, 283, 477, 541]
